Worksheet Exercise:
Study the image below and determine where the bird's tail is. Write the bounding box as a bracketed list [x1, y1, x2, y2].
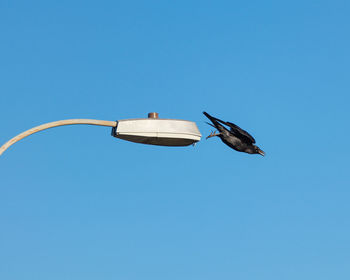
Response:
[203, 111, 213, 120]
[203, 111, 225, 129]
[203, 111, 217, 123]
[203, 111, 225, 123]
[205, 122, 216, 128]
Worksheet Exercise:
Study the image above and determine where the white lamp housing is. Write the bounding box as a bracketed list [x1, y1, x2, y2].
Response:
[112, 113, 201, 146]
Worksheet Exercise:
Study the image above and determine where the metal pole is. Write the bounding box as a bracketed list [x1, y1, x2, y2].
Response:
[0, 119, 117, 156]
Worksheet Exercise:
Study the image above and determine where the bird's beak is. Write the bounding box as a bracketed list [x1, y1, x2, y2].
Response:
[258, 149, 265, 156]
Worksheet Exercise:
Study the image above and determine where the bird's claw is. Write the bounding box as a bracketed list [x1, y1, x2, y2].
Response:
[206, 130, 218, 139]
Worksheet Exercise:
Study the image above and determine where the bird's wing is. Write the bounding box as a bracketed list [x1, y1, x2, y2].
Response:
[203, 111, 256, 144]
[225, 122, 256, 144]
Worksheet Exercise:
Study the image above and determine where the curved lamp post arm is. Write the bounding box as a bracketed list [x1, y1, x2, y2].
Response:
[0, 119, 117, 156]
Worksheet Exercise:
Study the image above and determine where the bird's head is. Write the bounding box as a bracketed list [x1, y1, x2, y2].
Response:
[254, 146, 265, 156]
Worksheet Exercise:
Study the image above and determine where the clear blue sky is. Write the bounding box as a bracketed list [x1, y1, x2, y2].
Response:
[1, 1, 349, 279]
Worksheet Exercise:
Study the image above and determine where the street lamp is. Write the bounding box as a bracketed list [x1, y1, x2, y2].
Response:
[0, 113, 202, 156]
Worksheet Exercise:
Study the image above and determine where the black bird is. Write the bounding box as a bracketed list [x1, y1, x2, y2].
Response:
[203, 111, 265, 156]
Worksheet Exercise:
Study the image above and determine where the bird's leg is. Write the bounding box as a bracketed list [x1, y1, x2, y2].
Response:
[206, 130, 220, 139]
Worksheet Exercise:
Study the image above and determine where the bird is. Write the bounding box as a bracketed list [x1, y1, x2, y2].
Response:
[203, 111, 265, 156]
